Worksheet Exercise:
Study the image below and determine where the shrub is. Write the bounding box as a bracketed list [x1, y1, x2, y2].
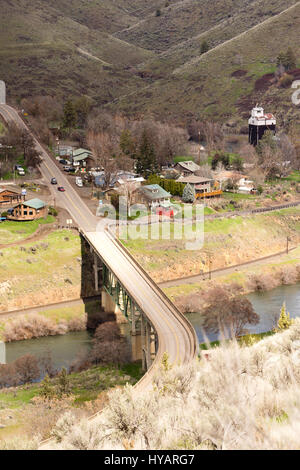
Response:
[48, 206, 58, 217]
[277, 303, 293, 331]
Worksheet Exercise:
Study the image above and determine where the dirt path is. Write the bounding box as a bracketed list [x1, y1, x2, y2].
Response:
[0, 296, 101, 319]
[159, 246, 300, 288]
[0, 222, 57, 250]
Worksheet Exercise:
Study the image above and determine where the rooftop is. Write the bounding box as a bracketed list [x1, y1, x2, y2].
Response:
[22, 198, 46, 210]
[175, 161, 201, 173]
[177, 175, 213, 184]
[73, 148, 93, 157]
[140, 184, 171, 200]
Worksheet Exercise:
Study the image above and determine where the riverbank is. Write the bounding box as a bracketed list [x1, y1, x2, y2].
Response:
[0, 299, 103, 342]
[164, 245, 300, 311]
[122, 207, 300, 283]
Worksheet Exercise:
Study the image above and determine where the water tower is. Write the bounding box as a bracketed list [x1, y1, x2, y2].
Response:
[248, 105, 276, 146]
[0, 81, 6, 104]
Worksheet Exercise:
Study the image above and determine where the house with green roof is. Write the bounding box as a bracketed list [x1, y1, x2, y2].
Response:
[139, 184, 171, 208]
[72, 148, 94, 168]
[8, 198, 47, 221]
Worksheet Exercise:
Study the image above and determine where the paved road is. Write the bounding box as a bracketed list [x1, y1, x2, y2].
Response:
[0, 104, 198, 385]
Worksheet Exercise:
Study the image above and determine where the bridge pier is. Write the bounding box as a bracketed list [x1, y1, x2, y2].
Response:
[82, 233, 159, 371]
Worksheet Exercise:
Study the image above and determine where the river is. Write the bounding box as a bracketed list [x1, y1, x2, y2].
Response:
[4, 283, 300, 370]
[188, 283, 300, 344]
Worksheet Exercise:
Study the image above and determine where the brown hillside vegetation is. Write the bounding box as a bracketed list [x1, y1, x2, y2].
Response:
[0, 0, 299, 124]
[37, 319, 300, 450]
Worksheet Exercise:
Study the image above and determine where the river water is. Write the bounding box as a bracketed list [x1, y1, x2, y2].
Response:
[4, 283, 300, 369]
[188, 283, 300, 344]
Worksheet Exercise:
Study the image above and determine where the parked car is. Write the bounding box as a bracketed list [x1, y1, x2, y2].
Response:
[63, 165, 71, 172]
[75, 177, 83, 187]
[59, 159, 69, 165]
[57, 186, 66, 192]
[51, 177, 57, 184]
[17, 167, 25, 176]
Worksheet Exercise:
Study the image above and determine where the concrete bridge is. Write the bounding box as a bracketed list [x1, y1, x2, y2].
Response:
[0, 101, 198, 384]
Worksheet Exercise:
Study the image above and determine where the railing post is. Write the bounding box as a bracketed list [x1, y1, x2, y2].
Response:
[141, 314, 146, 371]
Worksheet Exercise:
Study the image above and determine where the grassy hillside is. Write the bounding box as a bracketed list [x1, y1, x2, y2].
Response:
[0, 0, 153, 103]
[116, 0, 298, 53]
[1, 0, 300, 124]
[113, 2, 300, 122]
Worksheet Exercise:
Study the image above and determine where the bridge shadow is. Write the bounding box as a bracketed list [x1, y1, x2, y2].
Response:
[80, 233, 141, 363]
[80, 233, 116, 329]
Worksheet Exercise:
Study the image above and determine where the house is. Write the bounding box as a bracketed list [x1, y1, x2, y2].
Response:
[0, 188, 25, 207]
[7, 198, 47, 221]
[174, 160, 201, 176]
[248, 106, 276, 146]
[72, 148, 94, 168]
[215, 171, 254, 192]
[177, 175, 222, 198]
[139, 184, 171, 208]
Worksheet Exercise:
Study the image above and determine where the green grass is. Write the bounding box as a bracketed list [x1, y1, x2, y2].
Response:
[0, 362, 143, 408]
[222, 192, 257, 201]
[0, 216, 55, 245]
[0, 229, 81, 309]
[199, 331, 276, 350]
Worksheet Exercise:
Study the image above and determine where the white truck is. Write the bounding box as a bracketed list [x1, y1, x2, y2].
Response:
[75, 177, 83, 187]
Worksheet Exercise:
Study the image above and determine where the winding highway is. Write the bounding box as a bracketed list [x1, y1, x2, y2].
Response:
[0, 104, 198, 390]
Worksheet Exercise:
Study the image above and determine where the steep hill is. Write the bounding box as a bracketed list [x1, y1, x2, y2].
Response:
[112, 1, 300, 125]
[0, 0, 299, 125]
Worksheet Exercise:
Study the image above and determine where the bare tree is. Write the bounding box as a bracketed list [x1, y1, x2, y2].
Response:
[201, 286, 259, 337]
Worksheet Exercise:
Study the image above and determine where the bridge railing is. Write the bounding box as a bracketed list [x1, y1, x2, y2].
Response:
[105, 225, 199, 361]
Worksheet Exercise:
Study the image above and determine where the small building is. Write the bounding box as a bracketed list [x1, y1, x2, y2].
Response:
[8, 198, 47, 221]
[0, 188, 25, 207]
[174, 160, 201, 176]
[139, 184, 171, 209]
[248, 106, 276, 146]
[58, 145, 73, 158]
[72, 148, 94, 168]
[177, 175, 222, 198]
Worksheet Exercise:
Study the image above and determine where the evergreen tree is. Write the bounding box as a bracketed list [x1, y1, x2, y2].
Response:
[285, 47, 297, 70]
[120, 129, 136, 159]
[136, 130, 158, 176]
[39, 374, 55, 400]
[277, 48, 297, 71]
[62, 100, 77, 129]
[200, 40, 209, 55]
[277, 303, 293, 331]
[182, 183, 195, 203]
[57, 367, 71, 397]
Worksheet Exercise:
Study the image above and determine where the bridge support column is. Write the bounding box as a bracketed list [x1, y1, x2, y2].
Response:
[101, 290, 117, 313]
[131, 302, 137, 335]
[93, 254, 103, 293]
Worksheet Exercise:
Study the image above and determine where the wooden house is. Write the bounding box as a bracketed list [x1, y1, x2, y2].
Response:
[8, 198, 47, 221]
